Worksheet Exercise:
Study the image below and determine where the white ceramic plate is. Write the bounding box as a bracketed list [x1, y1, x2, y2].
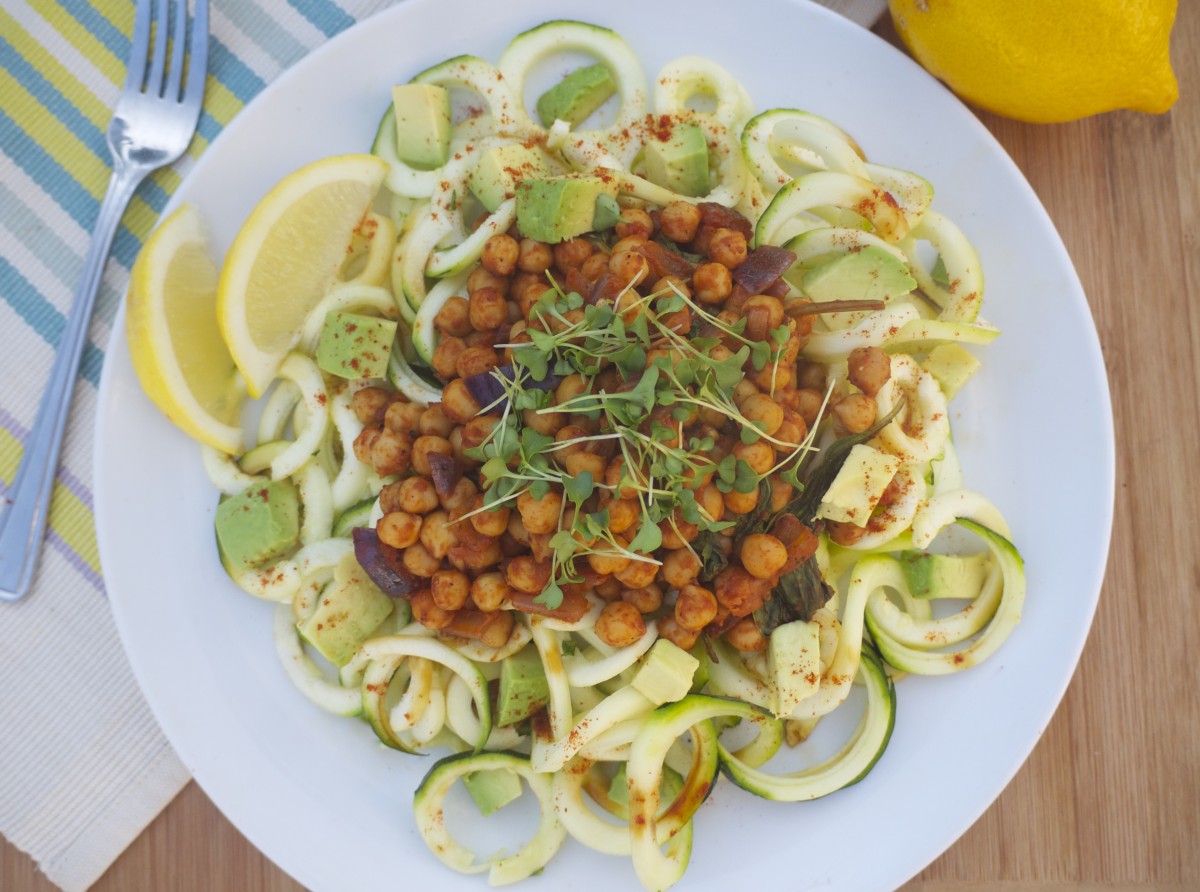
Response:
[96, 1, 1115, 889]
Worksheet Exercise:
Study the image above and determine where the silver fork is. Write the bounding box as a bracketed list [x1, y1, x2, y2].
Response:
[0, 0, 209, 601]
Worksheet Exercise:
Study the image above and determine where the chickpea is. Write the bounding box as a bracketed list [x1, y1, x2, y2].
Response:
[615, 557, 658, 589]
[723, 485, 760, 516]
[796, 360, 827, 391]
[440, 378, 481, 424]
[553, 237, 593, 270]
[659, 201, 701, 243]
[409, 590, 454, 629]
[384, 400, 422, 436]
[455, 345, 501, 379]
[695, 484, 725, 525]
[469, 286, 509, 332]
[827, 520, 867, 547]
[506, 512, 530, 545]
[376, 511, 422, 549]
[832, 393, 878, 434]
[481, 233, 520, 277]
[470, 500, 510, 538]
[752, 362, 792, 393]
[608, 249, 649, 289]
[431, 569, 471, 611]
[516, 238, 553, 274]
[554, 373, 588, 407]
[402, 543, 441, 578]
[440, 476, 478, 512]
[724, 616, 767, 652]
[467, 266, 509, 298]
[652, 275, 691, 300]
[470, 572, 510, 611]
[615, 207, 654, 240]
[522, 406, 565, 437]
[737, 393, 784, 438]
[416, 404, 453, 438]
[505, 555, 552, 594]
[587, 546, 631, 577]
[732, 378, 759, 408]
[579, 250, 611, 283]
[847, 346, 892, 397]
[743, 294, 784, 331]
[607, 498, 639, 535]
[675, 584, 718, 631]
[394, 477, 441, 514]
[770, 478, 794, 512]
[517, 488, 563, 535]
[713, 566, 769, 616]
[418, 510, 457, 559]
[657, 614, 700, 651]
[460, 415, 499, 452]
[353, 425, 380, 465]
[431, 336, 468, 380]
[605, 457, 638, 501]
[740, 533, 788, 580]
[351, 386, 389, 423]
[775, 410, 808, 451]
[594, 601, 647, 647]
[795, 389, 826, 429]
[478, 610, 516, 648]
[370, 429, 412, 477]
[660, 548, 701, 589]
[733, 440, 776, 476]
[622, 584, 663, 614]
[706, 227, 748, 269]
[434, 296, 473, 337]
[660, 511, 699, 549]
[564, 451, 607, 480]
[410, 435, 453, 477]
[693, 261, 733, 304]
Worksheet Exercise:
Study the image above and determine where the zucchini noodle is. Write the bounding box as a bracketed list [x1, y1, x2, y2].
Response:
[194, 19, 1026, 891]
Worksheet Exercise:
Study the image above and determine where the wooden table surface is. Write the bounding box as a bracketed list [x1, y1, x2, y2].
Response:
[4, 6, 1199, 892]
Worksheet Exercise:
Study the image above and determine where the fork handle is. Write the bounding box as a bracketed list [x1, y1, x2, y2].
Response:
[0, 165, 145, 601]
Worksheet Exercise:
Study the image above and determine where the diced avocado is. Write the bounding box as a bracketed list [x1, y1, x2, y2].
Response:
[297, 553, 394, 666]
[801, 246, 917, 304]
[462, 768, 523, 817]
[315, 311, 397, 380]
[591, 193, 621, 231]
[607, 763, 629, 809]
[643, 121, 709, 197]
[815, 443, 902, 527]
[899, 550, 992, 600]
[515, 175, 618, 244]
[631, 639, 699, 706]
[497, 644, 550, 726]
[922, 343, 981, 400]
[391, 83, 451, 169]
[535, 63, 616, 128]
[469, 143, 550, 213]
[768, 619, 821, 718]
[214, 480, 300, 571]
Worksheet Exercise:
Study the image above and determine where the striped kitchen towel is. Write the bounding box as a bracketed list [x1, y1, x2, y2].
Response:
[0, 1, 885, 890]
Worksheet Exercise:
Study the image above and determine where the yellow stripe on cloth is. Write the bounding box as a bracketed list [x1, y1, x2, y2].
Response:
[0, 429, 101, 575]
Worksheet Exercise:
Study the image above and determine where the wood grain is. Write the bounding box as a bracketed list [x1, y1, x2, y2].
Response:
[4, 4, 1199, 890]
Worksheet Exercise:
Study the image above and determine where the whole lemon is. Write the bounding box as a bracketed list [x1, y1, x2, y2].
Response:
[888, 0, 1179, 123]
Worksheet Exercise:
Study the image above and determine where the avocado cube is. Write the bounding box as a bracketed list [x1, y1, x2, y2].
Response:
[315, 311, 397, 380]
[631, 640, 699, 706]
[470, 143, 550, 212]
[801, 246, 917, 305]
[515, 175, 618, 244]
[215, 480, 300, 571]
[463, 768, 523, 817]
[391, 83, 451, 169]
[768, 619, 821, 718]
[297, 555, 394, 666]
[497, 644, 550, 726]
[643, 121, 709, 197]
[922, 343, 981, 400]
[536, 63, 616, 128]
[899, 551, 992, 600]
[814, 443, 901, 527]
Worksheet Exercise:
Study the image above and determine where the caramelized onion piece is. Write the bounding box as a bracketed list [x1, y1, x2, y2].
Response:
[352, 527, 421, 597]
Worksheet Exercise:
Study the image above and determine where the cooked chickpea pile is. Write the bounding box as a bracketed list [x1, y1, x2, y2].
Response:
[351, 200, 894, 653]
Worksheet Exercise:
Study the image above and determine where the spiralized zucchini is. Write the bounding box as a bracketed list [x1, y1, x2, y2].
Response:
[193, 19, 1026, 892]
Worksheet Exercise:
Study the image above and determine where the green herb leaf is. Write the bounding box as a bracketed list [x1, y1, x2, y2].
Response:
[563, 470, 594, 504]
[627, 521, 663, 554]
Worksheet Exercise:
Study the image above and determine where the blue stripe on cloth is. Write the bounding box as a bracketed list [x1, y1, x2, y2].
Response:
[0, 183, 124, 330]
[54, 0, 132, 61]
[0, 256, 104, 388]
[218, 2, 311, 69]
[285, 0, 354, 38]
[0, 35, 109, 165]
[208, 36, 267, 101]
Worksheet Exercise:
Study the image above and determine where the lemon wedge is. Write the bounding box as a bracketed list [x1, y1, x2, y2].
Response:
[217, 154, 389, 397]
[126, 203, 244, 454]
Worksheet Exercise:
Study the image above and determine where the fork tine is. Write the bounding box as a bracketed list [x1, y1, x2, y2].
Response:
[146, 0, 171, 96]
[182, 0, 209, 113]
[164, 0, 189, 101]
[124, 0, 153, 93]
